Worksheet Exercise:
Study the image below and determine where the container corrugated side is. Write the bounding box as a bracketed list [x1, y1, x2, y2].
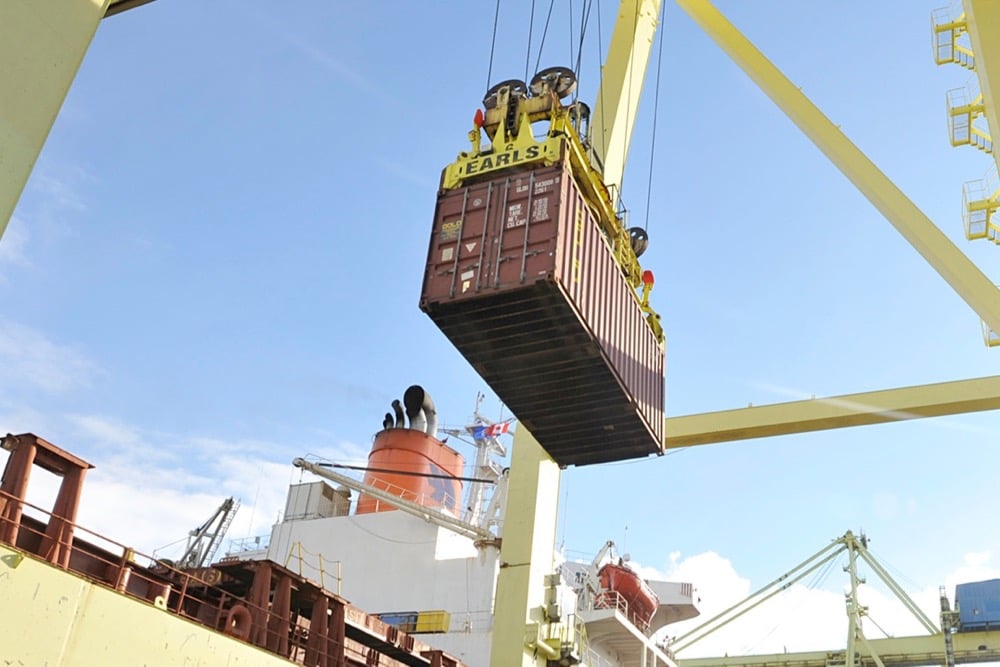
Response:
[420, 158, 664, 466]
[957, 579, 1000, 629]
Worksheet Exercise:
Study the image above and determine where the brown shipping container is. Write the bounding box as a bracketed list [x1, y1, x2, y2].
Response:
[419, 157, 665, 467]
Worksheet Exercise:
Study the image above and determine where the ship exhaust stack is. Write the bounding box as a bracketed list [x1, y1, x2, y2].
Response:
[404, 385, 438, 436]
[391, 399, 405, 429]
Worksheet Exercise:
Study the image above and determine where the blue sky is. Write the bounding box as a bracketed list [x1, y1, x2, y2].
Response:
[3, 0, 1000, 656]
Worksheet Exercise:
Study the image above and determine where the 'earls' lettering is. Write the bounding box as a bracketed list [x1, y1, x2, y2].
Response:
[464, 145, 542, 175]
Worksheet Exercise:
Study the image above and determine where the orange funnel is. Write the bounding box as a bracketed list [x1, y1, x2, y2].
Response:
[355, 429, 464, 515]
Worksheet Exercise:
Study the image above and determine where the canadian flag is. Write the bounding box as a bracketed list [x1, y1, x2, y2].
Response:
[484, 421, 511, 436]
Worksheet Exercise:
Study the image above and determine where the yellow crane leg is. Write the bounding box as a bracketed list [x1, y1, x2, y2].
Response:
[0, 0, 110, 240]
[664, 374, 1000, 448]
[490, 427, 562, 667]
[964, 0, 1000, 177]
[676, 0, 1000, 336]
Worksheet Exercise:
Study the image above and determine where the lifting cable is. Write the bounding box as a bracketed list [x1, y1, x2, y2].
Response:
[532, 0, 558, 78]
[642, 0, 667, 232]
[486, 0, 502, 92]
[525, 0, 537, 87]
[595, 0, 608, 163]
[573, 0, 594, 87]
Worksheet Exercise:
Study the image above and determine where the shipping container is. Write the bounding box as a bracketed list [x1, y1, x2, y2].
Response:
[420, 157, 665, 467]
[957, 579, 1000, 630]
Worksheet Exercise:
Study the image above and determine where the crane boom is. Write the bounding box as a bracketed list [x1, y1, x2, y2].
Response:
[589, 0, 662, 202]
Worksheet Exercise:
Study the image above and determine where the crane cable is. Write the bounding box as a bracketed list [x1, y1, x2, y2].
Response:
[525, 0, 537, 87]
[642, 0, 667, 232]
[532, 0, 558, 79]
[486, 0, 502, 92]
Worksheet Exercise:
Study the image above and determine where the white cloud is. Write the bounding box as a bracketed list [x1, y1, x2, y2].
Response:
[0, 412, 369, 564]
[0, 322, 98, 393]
[632, 548, 1000, 661]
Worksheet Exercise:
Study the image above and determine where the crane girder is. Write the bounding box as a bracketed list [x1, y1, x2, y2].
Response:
[589, 0, 662, 202]
[664, 374, 1000, 448]
[677, 0, 1000, 339]
[678, 630, 1000, 667]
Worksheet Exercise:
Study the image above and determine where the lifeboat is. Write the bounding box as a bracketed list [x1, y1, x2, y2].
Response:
[596, 562, 659, 630]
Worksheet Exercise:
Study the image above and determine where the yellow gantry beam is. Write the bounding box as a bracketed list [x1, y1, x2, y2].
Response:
[679, 630, 1000, 667]
[664, 374, 1000, 448]
[590, 0, 662, 201]
[0, 0, 112, 241]
[676, 0, 1000, 336]
[489, 427, 563, 667]
[964, 0, 1000, 175]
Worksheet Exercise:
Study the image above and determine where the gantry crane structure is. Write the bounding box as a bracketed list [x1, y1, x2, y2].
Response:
[2, 2, 1000, 667]
[674, 532, 1000, 667]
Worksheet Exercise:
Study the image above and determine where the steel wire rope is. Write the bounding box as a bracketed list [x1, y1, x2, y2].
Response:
[868, 547, 924, 592]
[616, 0, 642, 211]
[525, 0, 537, 87]
[594, 0, 607, 164]
[486, 0, 502, 91]
[532, 0, 558, 77]
[740, 550, 841, 655]
[573, 0, 595, 92]
[642, 0, 667, 232]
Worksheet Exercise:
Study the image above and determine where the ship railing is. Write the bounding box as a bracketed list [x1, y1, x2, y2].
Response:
[283, 539, 343, 595]
[594, 588, 651, 632]
[0, 489, 461, 667]
[361, 475, 461, 517]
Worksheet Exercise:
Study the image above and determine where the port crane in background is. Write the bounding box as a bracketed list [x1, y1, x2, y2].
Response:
[674, 531, 1000, 667]
[3, 1, 1000, 666]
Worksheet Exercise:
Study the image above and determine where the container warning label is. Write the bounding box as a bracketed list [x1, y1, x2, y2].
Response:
[440, 219, 462, 241]
[441, 247, 454, 261]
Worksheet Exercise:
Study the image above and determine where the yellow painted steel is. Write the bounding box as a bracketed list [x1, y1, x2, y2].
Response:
[0, 0, 111, 241]
[679, 630, 1000, 667]
[676, 0, 1000, 337]
[964, 0, 1000, 176]
[489, 427, 563, 667]
[0, 543, 289, 666]
[590, 0, 663, 200]
[664, 374, 1000, 448]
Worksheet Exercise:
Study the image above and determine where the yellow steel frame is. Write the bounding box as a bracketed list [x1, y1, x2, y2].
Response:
[679, 631, 1000, 667]
[664, 374, 1000, 448]
[589, 0, 663, 201]
[0, 0, 112, 241]
[963, 0, 1000, 177]
[676, 0, 1000, 338]
[489, 427, 565, 667]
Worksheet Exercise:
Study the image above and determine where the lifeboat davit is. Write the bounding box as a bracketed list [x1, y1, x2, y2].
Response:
[596, 562, 659, 630]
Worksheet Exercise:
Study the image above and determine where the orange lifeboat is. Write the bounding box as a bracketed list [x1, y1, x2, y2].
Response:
[596, 562, 659, 630]
[355, 428, 464, 515]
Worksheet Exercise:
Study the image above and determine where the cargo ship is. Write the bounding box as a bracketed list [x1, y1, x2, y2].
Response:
[0, 390, 701, 666]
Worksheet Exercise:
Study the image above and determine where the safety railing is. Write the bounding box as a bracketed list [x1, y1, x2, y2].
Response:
[0, 488, 461, 667]
[594, 588, 651, 632]
[283, 540, 342, 596]
[358, 475, 461, 517]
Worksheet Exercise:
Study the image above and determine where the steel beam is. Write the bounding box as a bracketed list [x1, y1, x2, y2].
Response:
[676, 0, 1000, 335]
[964, 0, 1000, 176]
[0, 0, 111, 241]
[590, 0, 662, 200]
[679, 630, 1000, 667]
[664, 374, 1000, 448]
[489, 427, 562, 667]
